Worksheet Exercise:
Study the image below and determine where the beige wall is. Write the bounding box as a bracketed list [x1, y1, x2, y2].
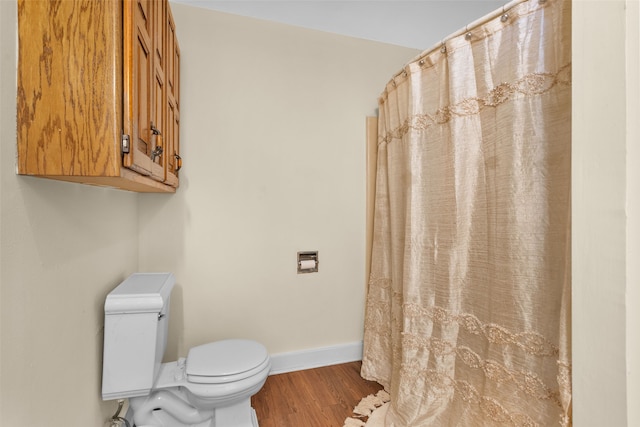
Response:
[0, 1, 418, 425]
[572, 0, 639, 425]
[627, 4, 640, 425]
[137, 4, 420, 358]
[0, 1, 140, 425]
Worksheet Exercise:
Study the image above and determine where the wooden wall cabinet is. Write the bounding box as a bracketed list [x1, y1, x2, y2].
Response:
[17, 0, 181, 193]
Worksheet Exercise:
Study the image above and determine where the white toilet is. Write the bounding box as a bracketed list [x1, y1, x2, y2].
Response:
[101, 273, 271, 427]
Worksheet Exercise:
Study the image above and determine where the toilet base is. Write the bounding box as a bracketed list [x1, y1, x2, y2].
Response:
[130, 391, 259, 427]
[214, 399, 258, 427]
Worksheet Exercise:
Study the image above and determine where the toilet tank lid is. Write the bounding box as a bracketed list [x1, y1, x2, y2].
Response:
[104, 273, 175, 314]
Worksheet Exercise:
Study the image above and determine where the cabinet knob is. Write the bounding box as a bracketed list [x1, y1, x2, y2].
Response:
[175, 154, 182, 172]
[150, 123, 163, 161]
[151, 125, 162, 136]
[151, 145, 163, 161]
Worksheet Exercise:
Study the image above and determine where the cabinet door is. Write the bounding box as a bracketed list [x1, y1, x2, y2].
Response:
[123, 0, 164, 181]
[164, 5, 181, 187]
[151, 0, 166, 180]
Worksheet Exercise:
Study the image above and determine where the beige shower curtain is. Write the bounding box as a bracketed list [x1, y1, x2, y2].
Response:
[361, 0, 572, 425]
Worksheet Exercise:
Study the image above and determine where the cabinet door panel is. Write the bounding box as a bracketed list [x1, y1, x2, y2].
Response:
[165, 95, 179, 187]
[124, 0, 162, 180]
[134, 28, 151, 163]
[149, 0, 166, 181]
[164, 5, 180, 187]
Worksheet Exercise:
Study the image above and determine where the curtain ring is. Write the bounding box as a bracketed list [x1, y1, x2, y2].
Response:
[440, 42, 447, 54]
[501, 5, 509, 22]
[464, 26, 472, 41]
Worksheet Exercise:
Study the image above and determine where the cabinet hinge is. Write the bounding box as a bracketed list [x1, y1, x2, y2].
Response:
[121, 134, 130, 154]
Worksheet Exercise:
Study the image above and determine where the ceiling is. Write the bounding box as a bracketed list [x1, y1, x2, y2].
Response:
[168, 0, 507, 50]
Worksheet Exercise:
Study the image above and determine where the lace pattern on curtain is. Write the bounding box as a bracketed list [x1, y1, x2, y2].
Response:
[378, 64, 572, 147]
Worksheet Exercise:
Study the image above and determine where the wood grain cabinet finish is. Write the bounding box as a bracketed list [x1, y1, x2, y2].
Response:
[17, 0, 181, 193]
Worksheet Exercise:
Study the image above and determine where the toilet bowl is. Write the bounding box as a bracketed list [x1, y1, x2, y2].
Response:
[101, 273, 271, 427]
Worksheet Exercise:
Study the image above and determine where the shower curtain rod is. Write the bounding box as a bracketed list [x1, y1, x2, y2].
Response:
[389, 0, 533, 81]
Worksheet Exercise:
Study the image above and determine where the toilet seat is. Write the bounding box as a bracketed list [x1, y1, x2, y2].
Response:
[186, 339, 269, 384]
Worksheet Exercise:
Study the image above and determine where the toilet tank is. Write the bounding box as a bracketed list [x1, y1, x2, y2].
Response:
[102, 273, 175, 400]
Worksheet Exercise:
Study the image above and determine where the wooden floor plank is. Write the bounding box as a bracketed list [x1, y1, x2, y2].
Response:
[252, 361, 383, 427]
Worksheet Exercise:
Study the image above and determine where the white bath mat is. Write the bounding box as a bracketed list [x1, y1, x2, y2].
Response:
[343, 390, 390, 427]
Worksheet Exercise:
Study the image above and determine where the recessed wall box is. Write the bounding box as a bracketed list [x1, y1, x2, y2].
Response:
[297, 251, 318, 274]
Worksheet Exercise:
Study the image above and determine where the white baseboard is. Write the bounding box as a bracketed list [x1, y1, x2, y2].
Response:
[268, 341, 363, 375]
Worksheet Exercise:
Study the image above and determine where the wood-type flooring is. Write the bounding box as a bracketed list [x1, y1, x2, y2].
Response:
[251, 361, 383, 427]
